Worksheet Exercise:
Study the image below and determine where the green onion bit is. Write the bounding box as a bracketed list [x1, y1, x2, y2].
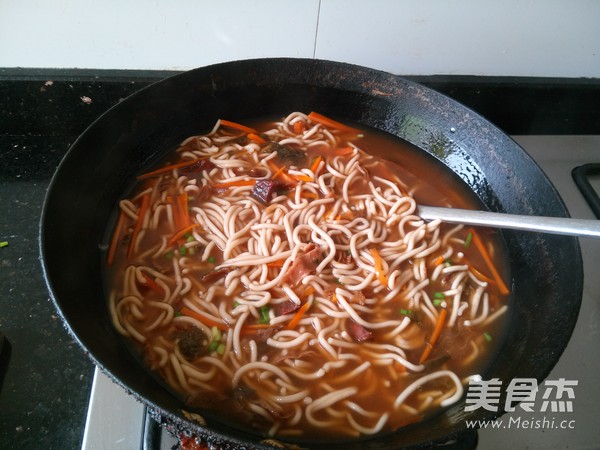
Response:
[464, 232, 473, 248]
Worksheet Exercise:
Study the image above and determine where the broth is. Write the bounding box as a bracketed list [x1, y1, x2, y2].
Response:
[104, 112, 510, 441]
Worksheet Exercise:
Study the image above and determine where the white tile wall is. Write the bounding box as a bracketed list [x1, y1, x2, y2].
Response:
[0, 0, 320, 70]
[0, 0, 598, 77]
[315, 0, 600, 77]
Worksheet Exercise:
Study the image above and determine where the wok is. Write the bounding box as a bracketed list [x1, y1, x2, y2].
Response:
[40, 58, 582, 449]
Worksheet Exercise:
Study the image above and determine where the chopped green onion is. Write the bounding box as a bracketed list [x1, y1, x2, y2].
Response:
[207, 256, 216, 263]
[0, 241, 8, 248]
[186, 235, 195, 243]
[179, 246, 187, 256]
[211, 326, 222, 341]
[483, 331, 493, 342]
[232, 301, 240, 308]
[399, 308, 412, 316]
[164, 250, 174, 259]
[433, 292, 445, 300]
[444, 259, 452, 267]
[208, 341, 219, 352]
[433, 299, 443, 306]
[259, 306, 271, 324]
[464, 232, 473, 248]
[216, 343, 226, 355]
[174, 311, 182, 317]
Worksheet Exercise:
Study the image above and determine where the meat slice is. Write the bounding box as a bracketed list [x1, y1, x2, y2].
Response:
[283, 243, 324, 286]
[275, 300, 300, 316]
[346, 320, 373, 342]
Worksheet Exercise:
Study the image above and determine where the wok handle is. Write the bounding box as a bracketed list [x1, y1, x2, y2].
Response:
[418, 206, 600, 238]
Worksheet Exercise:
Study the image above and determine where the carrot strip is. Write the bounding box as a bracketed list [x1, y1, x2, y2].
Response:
[219, 119, 255, 134]
[107, 209, 126, 266]
[247, 132, 267, 144]
[419, 308, 448, 364]
[141, 273, 165, 296]
[240, 324, 272, 335]
[127, 193, 150, 258]
[168, 223, 200, 246]
[267, 260, 286, 268]
[301, 191, 320, 200]
[308, 111, 360, 134]
[286, 301, 311, 330]
[309, 156, 322, 174]
[137, 159, 200, 180]
[331, 146, 355, 156]
[267, 160, 297, 185]
[467, 263, 496, 286]
[180, 307, 229, 331]
[303, 285, 315, 298]
[293, 121, 306, 134]
[370, 248, 388, 287]
[212, 179, 257, 188]
[469, 228, 510, 295]
[291, 173, 313, 183]
[433, 255, 445, 266]
[177, 193, 190, 228]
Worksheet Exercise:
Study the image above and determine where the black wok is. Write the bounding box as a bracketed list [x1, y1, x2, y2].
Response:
[40, 58, 582, 449]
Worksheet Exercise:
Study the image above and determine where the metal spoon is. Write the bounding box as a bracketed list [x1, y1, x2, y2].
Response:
[418, 206, 600, 238]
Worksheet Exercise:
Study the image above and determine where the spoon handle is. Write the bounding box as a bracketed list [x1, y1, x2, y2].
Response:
[418, 206, 600, 238]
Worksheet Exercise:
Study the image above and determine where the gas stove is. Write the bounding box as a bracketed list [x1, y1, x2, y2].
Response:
[81, 135, 600, 450]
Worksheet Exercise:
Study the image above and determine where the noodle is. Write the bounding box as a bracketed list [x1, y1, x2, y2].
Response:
[105, 112, 510, 440]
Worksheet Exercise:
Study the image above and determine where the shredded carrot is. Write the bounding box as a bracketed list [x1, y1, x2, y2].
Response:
[309, 156, 322, 174]
[433, 255, 445, 266]
[286, 301, 311, 330]
[301, 285, 315, 299]
[177, 193, 190, 228]
[331, 292, 338, 303]
[291, 173, 313, 183]
[137, 159, 200, 180]
[270, 164, 286, 180]
[141, 273, 165, 296]
[267, 160, 297, 185]
[107, 209, 126, 266]
[240, 323, 272, 335]
[467, 263, 496, 285]
[293, 121, 306, 134]
[168, 223, 200, 246]
[331, 146, 356, 156]
[370, 248, 388, 287]
[267, 259, 286, 268]
[127, 193, 150, 258]
[180, 307, 229, 331]
[247, 132, 267, 144]
[219, 119, 255, 134]
[301, 191, 320, 200]
[212, 179, 257, 188]
[308, 111, 360, 134]
[419, 308, 448, 364]
[469, 228, 510, 295]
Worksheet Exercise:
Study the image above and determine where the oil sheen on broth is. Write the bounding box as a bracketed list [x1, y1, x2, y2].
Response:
[105, 112, 510, 441]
